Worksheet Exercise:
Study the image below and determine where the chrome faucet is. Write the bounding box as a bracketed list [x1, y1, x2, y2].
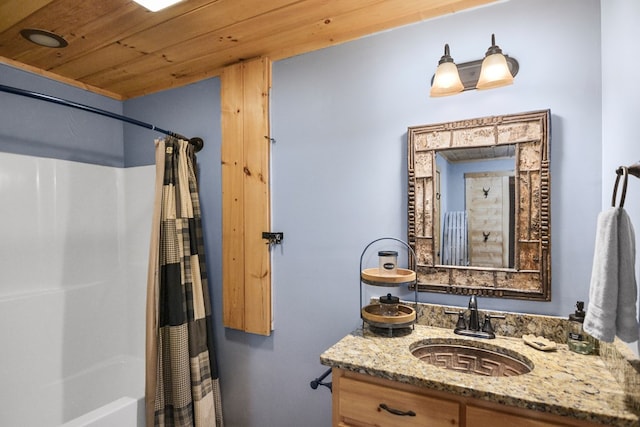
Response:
[444, 295, 505, 339]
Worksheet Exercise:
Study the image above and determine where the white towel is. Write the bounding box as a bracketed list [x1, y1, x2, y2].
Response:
[583, 207, 639, 343]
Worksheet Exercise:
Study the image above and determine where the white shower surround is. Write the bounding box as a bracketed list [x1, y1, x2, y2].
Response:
[0, 152, 153, 426]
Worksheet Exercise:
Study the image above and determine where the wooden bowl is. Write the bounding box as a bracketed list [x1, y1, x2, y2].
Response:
[361, 268, 416, 286]
[361, 303, 416, 325]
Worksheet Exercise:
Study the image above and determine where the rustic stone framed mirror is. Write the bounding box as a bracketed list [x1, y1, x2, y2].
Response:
[407, 110, 551, 300]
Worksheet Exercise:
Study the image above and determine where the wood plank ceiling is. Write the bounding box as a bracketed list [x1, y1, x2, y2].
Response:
[0, 0, 498, 100]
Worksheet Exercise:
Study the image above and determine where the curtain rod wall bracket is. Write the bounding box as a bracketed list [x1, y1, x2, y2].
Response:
[188, 137, 204, 152]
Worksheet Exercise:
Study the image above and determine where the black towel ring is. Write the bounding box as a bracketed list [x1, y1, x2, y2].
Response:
[612, 166, 629, 208]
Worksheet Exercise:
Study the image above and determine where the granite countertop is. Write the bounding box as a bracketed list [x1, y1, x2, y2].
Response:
[320, 324, 640, 426]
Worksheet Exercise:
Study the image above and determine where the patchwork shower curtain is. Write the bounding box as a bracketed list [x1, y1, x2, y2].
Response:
[146, 137, 223, 427]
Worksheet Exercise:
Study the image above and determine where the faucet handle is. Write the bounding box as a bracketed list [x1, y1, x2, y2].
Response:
[487, 313, 506, 320]
[482, 314, 506, 335]
[444, 310, 467, 330]
[482, 315, 495, 334]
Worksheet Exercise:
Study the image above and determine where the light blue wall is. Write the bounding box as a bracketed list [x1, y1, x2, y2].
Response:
[0, 64, 124, 166]
[123, 79, 220, 167]
[3, 0, 640, 426]
[601, 0, 640, 225]
[270, 0, 601, 320]
[601, 0, 640, 353]
[260, 2, 603, 424]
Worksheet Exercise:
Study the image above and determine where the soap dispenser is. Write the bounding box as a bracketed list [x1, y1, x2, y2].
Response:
[567, 301, 594, 355]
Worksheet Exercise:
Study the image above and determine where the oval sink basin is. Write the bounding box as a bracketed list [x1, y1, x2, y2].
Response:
[410, 338, 533, 377]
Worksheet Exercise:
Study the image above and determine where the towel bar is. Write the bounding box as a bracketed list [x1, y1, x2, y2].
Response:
[613, 161, 640, 207]
[310, 368, 332, 392]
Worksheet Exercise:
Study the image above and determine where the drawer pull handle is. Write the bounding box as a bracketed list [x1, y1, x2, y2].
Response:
[378, 403, 416, 417]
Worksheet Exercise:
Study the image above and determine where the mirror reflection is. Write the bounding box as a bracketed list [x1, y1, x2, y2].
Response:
[436, 146, 515, 269]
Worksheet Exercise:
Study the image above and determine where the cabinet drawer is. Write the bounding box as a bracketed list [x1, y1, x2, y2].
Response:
[466, 406, 567, 427]
[338, 376, 460, 427]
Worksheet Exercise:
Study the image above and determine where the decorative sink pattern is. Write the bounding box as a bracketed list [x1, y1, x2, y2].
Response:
[410, 338, 533, 377]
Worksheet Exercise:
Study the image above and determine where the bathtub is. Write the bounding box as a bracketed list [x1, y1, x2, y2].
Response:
[0, 283, 146, 426]
[63, 396, 144, 427]
[0, 153, 151, 427]
[0, 352, 145, 426]
[59, 356, 145, 427]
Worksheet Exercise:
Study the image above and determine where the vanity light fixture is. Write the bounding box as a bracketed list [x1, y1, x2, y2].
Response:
[132, 0, 184, 12]
[20, 29, 68, 48]
[429, 44, 464, 97]
[476, 34, 514, 90]
[429, 34, 519, 97]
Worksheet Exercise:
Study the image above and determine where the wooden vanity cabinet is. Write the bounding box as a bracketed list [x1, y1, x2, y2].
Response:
[331, 369, 606, 427]
[336, 375, 459, 426]
[333, 368, 459, 427]
[465, 405, 570, 427]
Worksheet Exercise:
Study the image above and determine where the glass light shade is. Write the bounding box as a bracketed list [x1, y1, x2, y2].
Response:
[430, 62, 464, 97]
[476, 53, 514, 90]
[28, 33, 62, 47]
[133, 0, 183, 12]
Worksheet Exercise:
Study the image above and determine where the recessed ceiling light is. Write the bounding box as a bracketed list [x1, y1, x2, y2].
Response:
[20, 29, 68, 48]
[133, 0, 184, 12]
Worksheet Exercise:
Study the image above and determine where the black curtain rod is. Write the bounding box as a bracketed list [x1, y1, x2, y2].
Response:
[0, 83, 203, 152]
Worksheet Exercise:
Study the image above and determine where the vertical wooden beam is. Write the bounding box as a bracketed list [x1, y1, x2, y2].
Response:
[221, 57, 272, 335]
[221, 62, 246, 331]
[242, 58, 272, 335]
